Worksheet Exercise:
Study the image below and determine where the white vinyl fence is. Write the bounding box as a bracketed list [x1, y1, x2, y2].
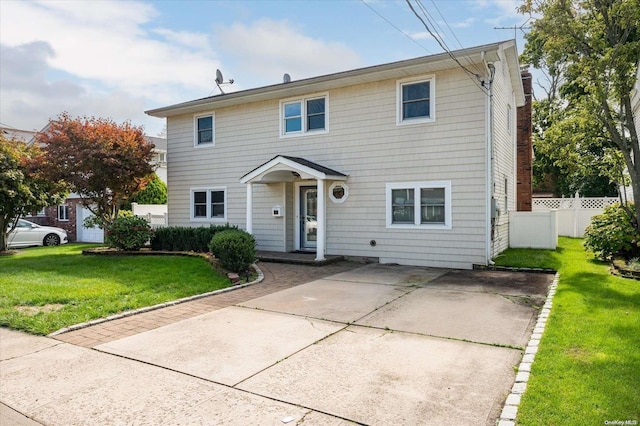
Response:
[532, 193, 619, 238]
[509, 211, 558, 249]
[131, 203, 168, 229]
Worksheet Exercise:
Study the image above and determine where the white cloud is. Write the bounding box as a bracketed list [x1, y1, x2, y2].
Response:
[0, 1, 218, 95]
[215, 18, 361, 87]
[0, 42, 151, 132]
[408, 30, 445, 41]
[469, 0, 523, 26]
[0, 0, 217, 134]
[0, 2, 361, 135]
[450, 17, 477, 29]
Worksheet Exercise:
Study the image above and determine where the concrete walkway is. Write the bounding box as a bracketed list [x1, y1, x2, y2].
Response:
[0, 263, 553, 425]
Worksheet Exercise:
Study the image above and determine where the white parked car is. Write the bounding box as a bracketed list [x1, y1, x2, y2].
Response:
[7, 219, 69, 249]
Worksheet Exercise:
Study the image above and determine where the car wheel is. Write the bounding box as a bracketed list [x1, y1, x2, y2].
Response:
[43, 233, 60, 246]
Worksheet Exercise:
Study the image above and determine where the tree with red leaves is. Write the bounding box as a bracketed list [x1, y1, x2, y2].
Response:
[35, 113, 156, 230]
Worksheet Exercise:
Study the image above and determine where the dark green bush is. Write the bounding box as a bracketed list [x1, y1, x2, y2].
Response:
[150, 224, 238, 252]
[208, 229, 256, 273]
[584, 203, 640, 260]
[105, 216, 154, 251]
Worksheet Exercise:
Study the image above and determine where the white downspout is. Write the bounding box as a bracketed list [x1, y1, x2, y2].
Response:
[485, 62, 496, 265]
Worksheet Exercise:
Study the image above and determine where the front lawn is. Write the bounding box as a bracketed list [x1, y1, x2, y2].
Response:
[495, 237, 640, 425]
[0, 244, 231, 335]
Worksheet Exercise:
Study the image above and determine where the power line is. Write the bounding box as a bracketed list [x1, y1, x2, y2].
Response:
[359, 0, 432, 54]
[428, 0, 485, 76]
[405, 0, 486, 92]
[428, 0, 464, 51]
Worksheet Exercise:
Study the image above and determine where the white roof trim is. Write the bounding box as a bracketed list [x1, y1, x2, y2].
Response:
[240, 156, 348, 184]
[147, 40, 522, 118]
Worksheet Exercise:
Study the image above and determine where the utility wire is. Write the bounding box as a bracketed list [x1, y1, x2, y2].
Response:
[359, 0, 432, 54]
[428, 0, 485, 76]
[429, 0, 465, 50]
[405, 0, 487, 92]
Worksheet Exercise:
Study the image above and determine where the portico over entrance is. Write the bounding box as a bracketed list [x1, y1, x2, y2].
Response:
[240, 155, 348, 261]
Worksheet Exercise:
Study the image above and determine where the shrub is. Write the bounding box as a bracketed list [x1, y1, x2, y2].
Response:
[584, 203, 640, 260]
[150, 224, 238, 252]
[208, 229, 256, 273]
[105, 216, 154, 251]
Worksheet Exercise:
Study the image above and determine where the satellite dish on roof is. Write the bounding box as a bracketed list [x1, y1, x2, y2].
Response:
[214, 68, 234, 94]
[283, 73, 291, 83]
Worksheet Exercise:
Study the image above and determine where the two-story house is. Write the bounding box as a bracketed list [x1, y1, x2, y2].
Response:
[146, 40, 525, 269]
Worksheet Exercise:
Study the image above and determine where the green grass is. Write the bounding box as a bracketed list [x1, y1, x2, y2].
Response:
[495, 237, 640, 425]
[0, 244, 231, 335]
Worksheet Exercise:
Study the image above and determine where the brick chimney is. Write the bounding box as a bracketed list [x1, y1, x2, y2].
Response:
[517, 67, 533, 211]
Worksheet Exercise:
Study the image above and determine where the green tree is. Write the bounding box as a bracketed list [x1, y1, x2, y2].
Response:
[0, 135, 65, 252]
[34, 113, 156, 230]
[131, 173, 167, 205]
[521, 0, 640, 225]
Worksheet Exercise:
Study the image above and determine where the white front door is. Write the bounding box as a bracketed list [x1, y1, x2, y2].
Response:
[300, 186, 317, 250]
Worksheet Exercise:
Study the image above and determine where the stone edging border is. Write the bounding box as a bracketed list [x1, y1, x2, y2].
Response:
[496, 272, 560, 426]
[611, 260, 640, 280]
[47, 262, 264, 337]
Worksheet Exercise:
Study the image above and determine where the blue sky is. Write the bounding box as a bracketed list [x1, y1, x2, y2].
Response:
[0, 0, 531, 136]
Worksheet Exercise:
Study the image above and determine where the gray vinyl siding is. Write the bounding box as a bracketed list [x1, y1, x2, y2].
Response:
[165, 63, 506, 269]
[490, 57, 518, 256]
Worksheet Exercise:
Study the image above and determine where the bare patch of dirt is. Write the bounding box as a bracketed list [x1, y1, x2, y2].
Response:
[16, 304, 65, 316]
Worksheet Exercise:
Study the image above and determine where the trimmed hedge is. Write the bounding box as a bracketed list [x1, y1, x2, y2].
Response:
[208, 229, 256, 273]
[150, 224, 238, 252]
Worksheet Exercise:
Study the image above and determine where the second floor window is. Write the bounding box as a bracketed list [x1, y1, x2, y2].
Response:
[281, 95, 327, 137]
[397, 76, 435, 125]
[194, 113, 214, 146]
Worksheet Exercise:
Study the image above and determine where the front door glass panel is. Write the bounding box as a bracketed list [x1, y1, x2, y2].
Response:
[300, 186, 317, 249]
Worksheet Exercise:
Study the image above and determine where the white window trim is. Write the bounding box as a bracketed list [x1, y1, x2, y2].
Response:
[279, 93, 329, 138]
[193, 112, 215, 148]
[386, 181, 452, 230]
[329, 182, 349, 203]
[190, 187, 227, 222]
[58, 205, 69, 222]
[396, 75, 436, 126]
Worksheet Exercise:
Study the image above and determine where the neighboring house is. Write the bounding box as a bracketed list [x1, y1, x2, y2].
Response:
[147, 136, 168, 183]
[24, 133, 167, 243]
[1, 126, 37, 143]
[146, 40, 525, 269]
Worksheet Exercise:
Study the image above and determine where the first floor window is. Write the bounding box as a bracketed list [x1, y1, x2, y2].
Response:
[58, 205, 69, 221]
[191, 188, 226, 221]
[386, 181, 451, 229]
[420, 188, 445, 223]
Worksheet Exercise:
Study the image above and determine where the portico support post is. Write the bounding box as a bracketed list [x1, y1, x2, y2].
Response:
[316, 179, 326, 261]
[246, 183, 253, 234]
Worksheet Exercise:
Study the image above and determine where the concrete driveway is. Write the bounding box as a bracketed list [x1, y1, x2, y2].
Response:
[0, 264, 553, 425]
